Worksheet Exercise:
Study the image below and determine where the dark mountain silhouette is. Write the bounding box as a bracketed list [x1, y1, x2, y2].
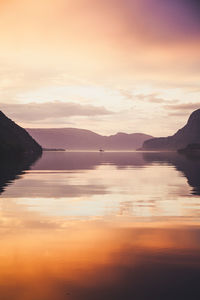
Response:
[0, 111, 42, 156]
[26, 128, 153, 150]
[142, 109, 200, 150]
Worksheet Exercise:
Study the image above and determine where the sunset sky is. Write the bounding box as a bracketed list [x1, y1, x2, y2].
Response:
[0, 0, 200, 136]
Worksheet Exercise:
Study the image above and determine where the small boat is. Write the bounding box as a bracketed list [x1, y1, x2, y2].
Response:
[99, 149, 104, 152]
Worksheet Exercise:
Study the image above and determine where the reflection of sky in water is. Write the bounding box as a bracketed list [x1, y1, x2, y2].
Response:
[1, 153, 199, 220]
[0, 152, 200, 299]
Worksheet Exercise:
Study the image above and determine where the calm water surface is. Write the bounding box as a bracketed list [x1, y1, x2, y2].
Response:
[0, 151, 200, 299]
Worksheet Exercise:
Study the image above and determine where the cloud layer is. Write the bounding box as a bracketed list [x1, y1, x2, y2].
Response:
[0, 102, 113, 123]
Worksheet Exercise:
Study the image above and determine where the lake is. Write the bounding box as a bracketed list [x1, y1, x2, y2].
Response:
[0, 151, 200, 299]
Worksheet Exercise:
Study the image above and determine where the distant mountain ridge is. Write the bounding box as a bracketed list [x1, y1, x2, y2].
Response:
[142, 109, 200, 150]
[0, 111, 42, 156]
[26, 128, 153, 150]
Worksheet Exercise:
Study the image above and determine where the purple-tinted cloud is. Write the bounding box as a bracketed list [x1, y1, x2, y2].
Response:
[165, 103, 200, 117]
[134, 93, 179, 104]
[117, 0, 200, 43]
[164, 103, 200, 111]
[0, 102, 113, 123]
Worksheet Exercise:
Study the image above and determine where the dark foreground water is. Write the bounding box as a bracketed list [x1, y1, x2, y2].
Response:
[0, 151, 200, 300]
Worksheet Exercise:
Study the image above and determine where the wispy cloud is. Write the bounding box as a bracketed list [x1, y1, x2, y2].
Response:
[0, 101, 113, 123]
[119, 91, 173, 104]
[135, 93, 179, 104]
[164, 103, 200, 111]
[164, 102, 200, 117]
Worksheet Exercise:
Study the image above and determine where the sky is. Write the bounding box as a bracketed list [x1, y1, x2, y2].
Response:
[0, 0, 200, 136]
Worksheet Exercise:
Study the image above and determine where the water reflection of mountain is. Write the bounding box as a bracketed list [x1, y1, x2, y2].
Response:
[2, 151, 200, 197]
[32, 151, 200, 196]
[143, 152, 200, 195]
[31, 151, 149, 171]
[0, 153, 41, 195]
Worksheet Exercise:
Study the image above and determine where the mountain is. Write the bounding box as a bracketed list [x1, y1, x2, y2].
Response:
[0, 111, 42, 156]
[26, 128, 153, 150]
[142, 109, 200, 150]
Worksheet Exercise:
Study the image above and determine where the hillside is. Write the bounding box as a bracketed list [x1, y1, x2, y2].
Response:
[26, 128, 153, 150]
[0, 111, 42, 156]
[142, 109, 200, 150]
